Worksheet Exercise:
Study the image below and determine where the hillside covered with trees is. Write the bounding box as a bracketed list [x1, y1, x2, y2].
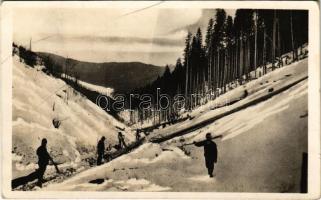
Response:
[36, 52, 165, 94]
[128, 9, 308, 124]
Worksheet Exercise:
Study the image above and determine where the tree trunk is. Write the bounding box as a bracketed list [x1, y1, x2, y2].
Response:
[208, 52, 211, 95]
[185, 54, 189, 109]
[240, 37, 243, 84]
[254, 10, 258, 77]
[290, 11, 296, 62]
[247, 38, 250, 79]
[272, 10, 276, 70]
[263, 25, 267, 74]
[277, 12, 281, 68]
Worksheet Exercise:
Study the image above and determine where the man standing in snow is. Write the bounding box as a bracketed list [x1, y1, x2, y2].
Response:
[118, 132, 127, 149]
[194, 133, 218, 178]
[97, 136, 106, 165]
[36, 138, 58, 187]
[136, 130, 141, 141]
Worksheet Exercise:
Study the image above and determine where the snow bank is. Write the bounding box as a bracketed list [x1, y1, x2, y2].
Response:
[44, 142, 191, 191]
[12, 55, 134, 178]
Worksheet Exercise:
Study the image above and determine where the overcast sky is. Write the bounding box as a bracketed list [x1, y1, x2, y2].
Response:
[13, 4, 235, 66]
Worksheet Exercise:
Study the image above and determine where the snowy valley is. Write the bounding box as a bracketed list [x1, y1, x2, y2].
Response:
[8, 6, 311, 195]
[12, 50, 308, 192]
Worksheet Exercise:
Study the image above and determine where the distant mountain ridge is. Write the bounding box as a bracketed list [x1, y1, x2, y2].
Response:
[37, 52, 165, 94]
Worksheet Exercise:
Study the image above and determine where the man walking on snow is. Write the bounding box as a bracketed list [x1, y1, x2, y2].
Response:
[194, 133, 218, 178]
[97, 136, 106, 165]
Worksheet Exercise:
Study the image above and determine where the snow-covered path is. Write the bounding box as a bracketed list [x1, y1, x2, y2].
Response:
[45, 65, 307, 192]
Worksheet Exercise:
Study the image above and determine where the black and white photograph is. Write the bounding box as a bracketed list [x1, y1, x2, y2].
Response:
[1, 1, 320, 199]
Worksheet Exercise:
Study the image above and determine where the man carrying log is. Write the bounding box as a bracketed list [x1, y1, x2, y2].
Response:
[193, 133, 218, 178]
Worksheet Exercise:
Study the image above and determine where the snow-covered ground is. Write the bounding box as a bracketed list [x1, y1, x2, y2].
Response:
[77, 79, 114, 97]
[44, 57, 308, 192]
[12, 55, 135, 182]
[61, 74, 114, 96]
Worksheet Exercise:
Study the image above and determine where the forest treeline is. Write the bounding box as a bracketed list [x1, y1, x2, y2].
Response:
[12, 43, 39, 67]
[128, 9, 308, 124]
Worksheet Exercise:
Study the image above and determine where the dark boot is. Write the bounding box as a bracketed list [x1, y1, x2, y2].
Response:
[207, 165, 214, 178]
[36, 180, 43, 188]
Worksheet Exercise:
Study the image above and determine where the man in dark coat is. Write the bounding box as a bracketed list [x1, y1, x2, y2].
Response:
[97, 136, 106, 165]
[135, 130, 141, 141]
[36, 138, 55, 187]
[194, 133, 218, 178]
[118, 132, 127, 149]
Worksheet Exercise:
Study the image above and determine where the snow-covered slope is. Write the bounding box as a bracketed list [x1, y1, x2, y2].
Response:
[149, 58, 308, 141]
[12, 55, 135, 179]
[44, 58, 308, 192]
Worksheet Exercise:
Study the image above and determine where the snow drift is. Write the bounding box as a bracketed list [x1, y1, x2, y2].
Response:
[12, 55, 135, 180]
